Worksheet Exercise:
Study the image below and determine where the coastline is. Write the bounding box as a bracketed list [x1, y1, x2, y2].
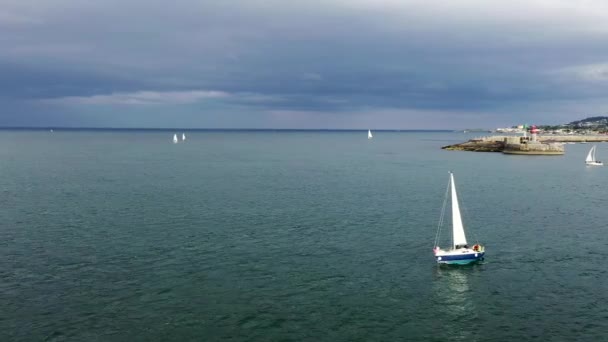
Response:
[442, 135, 608, 154]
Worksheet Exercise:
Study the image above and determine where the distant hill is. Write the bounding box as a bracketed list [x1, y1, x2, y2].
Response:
[568, 116, 608, 127]
[538, 116, 608, 132]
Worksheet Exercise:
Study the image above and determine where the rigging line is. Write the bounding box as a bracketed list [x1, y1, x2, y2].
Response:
[434, 178, 450, 247]
[434, 182, 449, 247]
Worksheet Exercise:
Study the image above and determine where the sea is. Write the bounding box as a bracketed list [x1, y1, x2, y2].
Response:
[1, 129, 607, 341]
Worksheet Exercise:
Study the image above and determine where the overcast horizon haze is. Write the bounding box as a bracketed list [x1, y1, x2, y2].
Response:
[2, 0, 608, 129]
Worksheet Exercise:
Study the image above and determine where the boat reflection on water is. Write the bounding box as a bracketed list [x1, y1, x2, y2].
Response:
[431, 267, 482, 341]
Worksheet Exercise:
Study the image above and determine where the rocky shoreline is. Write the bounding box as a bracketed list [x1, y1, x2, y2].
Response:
[442, 135, 608, 153]
[442, 139, 505, 152]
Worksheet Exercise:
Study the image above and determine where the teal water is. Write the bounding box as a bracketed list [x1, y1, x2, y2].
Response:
[1, 131, 607, 341]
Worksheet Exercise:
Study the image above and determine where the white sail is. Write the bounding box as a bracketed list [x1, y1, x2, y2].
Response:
[173, 134, 178, 144]
[450, 173, 467, 248]
[586, 146, 595, 162]
[368, 130, 373, 139]
[182, 133, 186, 141]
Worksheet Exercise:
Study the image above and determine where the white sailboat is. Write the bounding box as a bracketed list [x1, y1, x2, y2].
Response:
[585, 145, 603, 166]
[433, 172, 485, 265]
[368, 129, 373, 139]
[182, 133, 186, 141]
[173, 134, 179, 144]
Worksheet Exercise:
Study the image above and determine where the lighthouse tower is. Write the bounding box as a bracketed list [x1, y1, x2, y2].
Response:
[530, 125, 539, 142]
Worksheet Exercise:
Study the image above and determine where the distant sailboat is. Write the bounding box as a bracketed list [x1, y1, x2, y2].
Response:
[182, 133, 186, 141]
[173, 134, 179, 144]
[585, 145, 603, 166]
[433, 172, 485, 265]
[368, 129, 373, 139]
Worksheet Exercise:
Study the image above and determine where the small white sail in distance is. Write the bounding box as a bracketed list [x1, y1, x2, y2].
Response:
[173, 134, 178, 144]
[368, 129, 373, 139]
[450, 172, 467, 248]
[182, 133, 186, 141]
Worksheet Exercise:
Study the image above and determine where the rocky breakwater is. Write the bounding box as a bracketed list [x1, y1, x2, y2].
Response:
[442, 137, 505, 152]
[442, 135, 571, 155]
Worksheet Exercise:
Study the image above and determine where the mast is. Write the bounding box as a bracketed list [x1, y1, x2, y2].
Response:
[450, 172, 468, 249]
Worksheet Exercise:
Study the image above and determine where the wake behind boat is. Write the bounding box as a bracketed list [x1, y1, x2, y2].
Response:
[585, 145, 602, 166]
[433, 172, 485, 265]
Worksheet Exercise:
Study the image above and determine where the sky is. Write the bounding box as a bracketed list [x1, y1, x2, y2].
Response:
[1, 0, 608, 129]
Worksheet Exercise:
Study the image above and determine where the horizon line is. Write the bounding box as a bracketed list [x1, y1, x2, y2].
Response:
[0, 127, 465, 132]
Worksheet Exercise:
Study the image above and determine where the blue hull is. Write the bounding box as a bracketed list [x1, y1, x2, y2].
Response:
[436, 252, 485, 265]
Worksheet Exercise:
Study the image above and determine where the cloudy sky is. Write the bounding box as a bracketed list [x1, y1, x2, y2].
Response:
[2, 0, 608, 129]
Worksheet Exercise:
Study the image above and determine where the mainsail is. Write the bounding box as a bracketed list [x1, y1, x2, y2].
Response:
[450, 173, 468, 248]
[586, 146, 595, 162]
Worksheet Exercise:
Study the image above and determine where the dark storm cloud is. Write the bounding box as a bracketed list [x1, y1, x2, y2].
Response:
[2, 0, 608, 128]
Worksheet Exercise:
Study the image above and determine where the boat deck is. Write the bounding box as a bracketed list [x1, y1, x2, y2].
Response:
[434, 245, 484, 256]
